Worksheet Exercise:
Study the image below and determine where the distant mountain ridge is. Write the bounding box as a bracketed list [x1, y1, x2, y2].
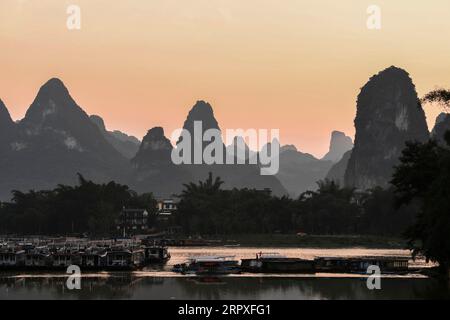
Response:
[322, 131, 353, 163]
[173, 101, 288, 196]
[0, 67, 437, 200]
[325, 150, 352, 185]
[90, 115, 140, 159]
[0, 86, 288, 200]
[131, 127, 192, 197]
[276, 145, 333, 197]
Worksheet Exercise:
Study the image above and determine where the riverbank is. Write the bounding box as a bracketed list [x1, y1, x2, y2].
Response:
[1, 234, 408, 249]
[207, 234, 407, 249]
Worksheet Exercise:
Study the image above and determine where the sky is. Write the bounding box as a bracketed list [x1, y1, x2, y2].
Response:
[1, 0, 450, 158]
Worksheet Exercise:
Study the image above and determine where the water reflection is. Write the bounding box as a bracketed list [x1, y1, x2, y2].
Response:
[1, 274, 448, 300]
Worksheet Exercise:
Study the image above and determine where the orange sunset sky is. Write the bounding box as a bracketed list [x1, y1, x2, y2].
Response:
[1, 0, 450, 157]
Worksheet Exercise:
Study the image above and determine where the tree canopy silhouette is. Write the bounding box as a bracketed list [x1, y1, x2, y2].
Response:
[0, 174, 156, 236]
[392, 134, 450, 272]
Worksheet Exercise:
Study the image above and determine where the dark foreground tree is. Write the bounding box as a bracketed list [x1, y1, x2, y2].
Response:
[392, 133, 450, 272]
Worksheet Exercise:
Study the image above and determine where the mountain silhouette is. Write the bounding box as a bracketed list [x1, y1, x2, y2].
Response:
[322, 131, 353, 163]
[0, 79, 131, 200]
[325, 150, 352, 185]
[173, 101, 287, 195]
[3, 68, 432, 200]
[131, 127, 192, 197]
[431, 112, 450, 145]
[276, 145, 333, 197]
[345, 66, 429, 189]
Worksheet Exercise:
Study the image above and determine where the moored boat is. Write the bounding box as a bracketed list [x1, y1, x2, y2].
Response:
[172, 256, 240, 275]
[79, 248, 107, 269]
[25, 247, 53, 269]
[0, 248, 26, 269]
[241, 252, 315, 273]
[143, 246, 171, 264]
[105, 247, 145, 271]
[0, 239, 171, 271]
[314, 256, 409, 274]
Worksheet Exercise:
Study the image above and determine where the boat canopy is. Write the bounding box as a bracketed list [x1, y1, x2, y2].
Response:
[257, 252, 288, 259]
[188, 255, 236, 263]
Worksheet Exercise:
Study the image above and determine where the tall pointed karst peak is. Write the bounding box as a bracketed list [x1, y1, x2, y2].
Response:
[190, 100, 214, 115]
[42, 77, 69, 92]
[34, 78, 71, 104]
[183, 100, 220, 131]
[362, 66, 418, 99]
[345, 66, 429, 189]
[177, 100, 224, 156]
[140, 127, 172, 152]
[379, 65, 410, 76]
[372, 66, 412, 82]
[132, 127, 173, 169]
[24, 77, 82, 125]
[144, 127, 168, 142]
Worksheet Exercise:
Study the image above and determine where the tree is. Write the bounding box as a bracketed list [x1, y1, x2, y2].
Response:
[391, 133, 450, 272]
[422, 89, 450, 110]
[174, 172, 297, 235]
[0, 174, 157, 236]
[296, 180, 360, 235]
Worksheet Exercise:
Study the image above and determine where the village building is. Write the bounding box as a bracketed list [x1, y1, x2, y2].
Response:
[116, 208, 149, 237]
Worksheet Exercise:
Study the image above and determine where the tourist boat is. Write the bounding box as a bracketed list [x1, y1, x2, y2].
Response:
[0, 240, 172, 271]
[25, 247, 53, 269]
[143, 246, 171, 264]
[172, 256, 240, 275]
[314, 256, 409, 273]
[52, 251, 78, 269]
[105, 248, 145, 270]
[79, 248, 108, 269]
[0, 248, 26, 269]
[241, 252, 315, 273]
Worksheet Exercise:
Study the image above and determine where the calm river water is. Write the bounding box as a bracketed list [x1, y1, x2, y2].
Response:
[1, 247, 449, 300]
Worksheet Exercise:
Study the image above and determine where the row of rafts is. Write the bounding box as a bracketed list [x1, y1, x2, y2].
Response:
[0, 244, 170, 271]
[172, 252, 410, 275]
[1, 244, 410, 274]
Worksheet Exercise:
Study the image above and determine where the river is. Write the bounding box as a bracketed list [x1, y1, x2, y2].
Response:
[1, 247, 448, 300]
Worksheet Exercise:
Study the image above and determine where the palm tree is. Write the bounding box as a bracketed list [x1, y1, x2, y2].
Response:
[180, 172, 224, 197]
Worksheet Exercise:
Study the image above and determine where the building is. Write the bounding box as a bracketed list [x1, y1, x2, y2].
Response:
[116, 208, 149, 237]
[156, 199, 178, 221]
